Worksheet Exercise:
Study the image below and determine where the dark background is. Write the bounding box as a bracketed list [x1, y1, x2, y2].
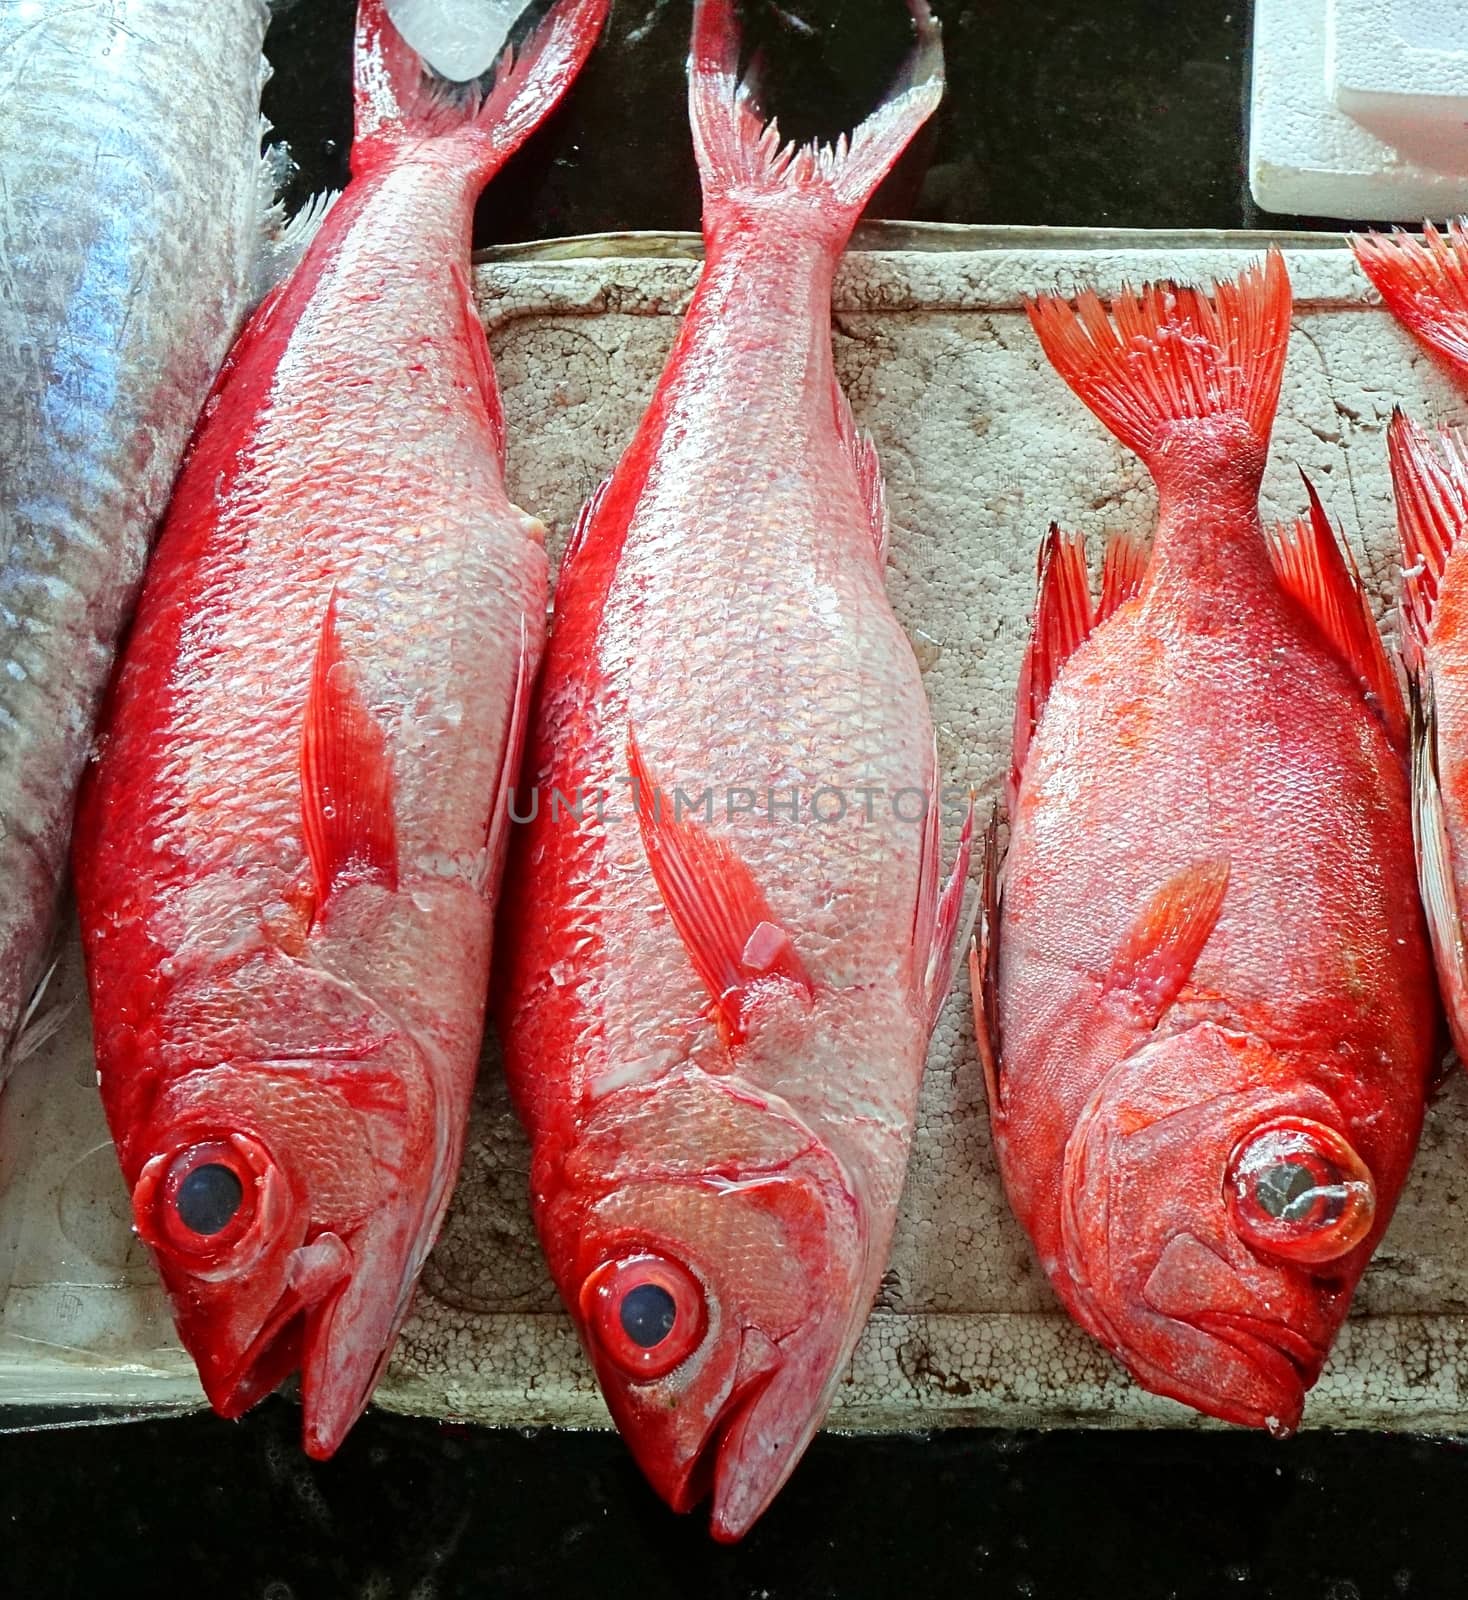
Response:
[5, 2, 1451, 1596]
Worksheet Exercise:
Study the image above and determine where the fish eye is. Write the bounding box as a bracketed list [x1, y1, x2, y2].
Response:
[157, 1142, 257, 1254]
[1226, 1118, 1376, 1265]
[580, 1253, 707, 1381]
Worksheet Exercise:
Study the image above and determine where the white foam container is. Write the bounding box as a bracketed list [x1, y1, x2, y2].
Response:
[9, 226, 1468, 1437]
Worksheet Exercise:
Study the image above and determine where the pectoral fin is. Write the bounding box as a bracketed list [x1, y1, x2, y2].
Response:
[1102, 860, 1230, 1029]
[627, 734, 811, 1045]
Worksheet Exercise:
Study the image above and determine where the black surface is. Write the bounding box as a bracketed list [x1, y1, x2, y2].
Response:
[12, 1, 1461, 1595]
[3, 1400, 1464, 1597]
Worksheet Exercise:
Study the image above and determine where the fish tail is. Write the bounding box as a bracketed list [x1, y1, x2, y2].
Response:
[1026, 250, 1292, 473]
[1353, 221, 1468, 375]
[688, 0, 942, 244]
[351, 0, 607, 180]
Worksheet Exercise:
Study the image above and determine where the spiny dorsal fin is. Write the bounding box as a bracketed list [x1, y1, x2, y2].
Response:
[1098, 531, 1147, 621]
[627, 733, 811, 1045]
[1387, 409, 1468, 670]
[832, 377, 890, 567]
[1353, 221, 1468, 374]
[1102, 860, 1230, 1030]
[969, 806, 1003, 1117]
[1263, 474, 1407, 747]
[911, 778, 975, 1031]
[452, 261, 506, 472]
[300, 591, 398, 918]
[1010, 525, 1094, 806]
[1409, 676, 1468, 1065]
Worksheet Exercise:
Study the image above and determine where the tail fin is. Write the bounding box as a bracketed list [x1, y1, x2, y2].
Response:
[1026, 250, 1292, 469]
[352, 0, 608, 178]
[1387, 408, 1468, 668]
[688, 0, 942, 240]
[1353, 221, 1468, 375]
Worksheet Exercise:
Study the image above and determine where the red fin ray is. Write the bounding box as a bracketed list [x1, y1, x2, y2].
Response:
[1026, 251, 1291, 465]
[627, 734, 811, 1045]
[911, 772, 975, 1031]
[1103, 860, 1230, 1030]
[352, 0, 608, 178]
[1353, 221, 1468, 374]
[1387, 409, 1468, 667]
[1263, 475, 1407, 746]
[833, 378, 890, 567]
[969, 808, 1003, 1118]
[1098, 532, 1147, 621]
[300, 592, 398, 916]
[1010, 525, 1094, 804]
[688, 0, 942, 237]
[451, 262, 505, 470]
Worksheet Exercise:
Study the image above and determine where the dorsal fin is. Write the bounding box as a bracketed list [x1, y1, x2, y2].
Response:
[1102, 860, 1229, 1029]
[300, 592, 398, 917]
[451, 260, 505, 471]
[1409, 677, 1468, 1065]
[627, 733, 811, 1045]
[969, 807, 1003, 1118]
[1098, 531, 1147, 620]
[911, 777, 975, 1031]
[1387, 409, 1468, 670]
[833, 377, 890, 566]
[1010, 525, 1094, 806]
[1263, 474, 1406, 747]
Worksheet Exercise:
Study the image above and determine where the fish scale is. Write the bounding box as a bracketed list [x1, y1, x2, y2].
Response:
[0, 0, 274, 1058]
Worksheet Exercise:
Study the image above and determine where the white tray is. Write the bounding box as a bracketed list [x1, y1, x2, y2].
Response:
[10, 226, 1468, 1436]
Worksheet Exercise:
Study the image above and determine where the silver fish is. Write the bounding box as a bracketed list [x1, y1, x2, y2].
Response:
[0, 0, 304, 1059]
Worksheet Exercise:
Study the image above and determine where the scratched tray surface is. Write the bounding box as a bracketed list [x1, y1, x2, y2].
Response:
[7, 227, 1468, 1433]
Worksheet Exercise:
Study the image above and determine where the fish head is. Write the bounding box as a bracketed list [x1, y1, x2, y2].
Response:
[541, 1069, 866, 1540]
[1059, 1022, 1382, 1433]
[126, 1026, 440, 1456]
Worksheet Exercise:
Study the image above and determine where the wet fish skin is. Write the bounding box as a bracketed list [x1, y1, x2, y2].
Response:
[978, 254, 1438, 1434]
[0, 0, 276, 1057]
[497, 0, 964, 1542]
[71, 0, 607, 1456]
[1352, 223, 1468, 1066]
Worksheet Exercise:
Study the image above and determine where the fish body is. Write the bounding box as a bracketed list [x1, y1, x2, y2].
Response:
[976, 254, 1437, 1432]
[0, 0, 277, 1059]
[1354, 223, 1468, 1064]
[71, 0, 606, 1455]
[497, 0, 961, 1540]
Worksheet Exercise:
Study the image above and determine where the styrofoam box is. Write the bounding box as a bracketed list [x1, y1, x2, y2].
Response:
[1251, 0, 1468, 219]
[9, 226, 1468, 1438]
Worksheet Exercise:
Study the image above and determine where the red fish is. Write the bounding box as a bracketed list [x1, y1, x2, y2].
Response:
[973, 253, 1438, 1432]
[497, 0, 962, 1540]
[1353, 222, 1468, 1063]
[70, 0, 606, 1456]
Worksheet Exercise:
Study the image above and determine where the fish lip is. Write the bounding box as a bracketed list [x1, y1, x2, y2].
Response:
[199, 1237, 355, 1426]
[1186, 1311, 1323, 1432]
[663, 1363, 780, 1522]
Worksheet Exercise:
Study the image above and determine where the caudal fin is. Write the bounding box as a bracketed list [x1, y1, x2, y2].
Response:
[1353, 221, 1468, 376]
[688, 0, 942, 242]
[1026, 251, 1292, 471]
[353, 0, 607, 178]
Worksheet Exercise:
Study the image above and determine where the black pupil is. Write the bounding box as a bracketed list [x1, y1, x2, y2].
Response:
[619, 1282, 677, 1349]
[1254, 1159, 1322, 1223]
[175, 1163, 244, 1236]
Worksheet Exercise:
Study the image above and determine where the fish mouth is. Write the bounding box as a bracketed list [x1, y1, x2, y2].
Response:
[665, 1364, 779, 1523]
[199, 1233, 356, 1433]
[1187, 1311, 1324, 1434]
